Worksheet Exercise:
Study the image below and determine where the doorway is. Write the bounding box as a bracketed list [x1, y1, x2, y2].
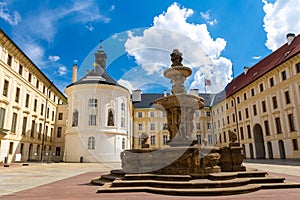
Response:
[253, 124, 266, 159]
[278, 140, 286, 159]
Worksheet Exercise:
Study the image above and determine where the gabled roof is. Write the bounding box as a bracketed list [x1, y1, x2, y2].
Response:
[225, 34, 300, 97]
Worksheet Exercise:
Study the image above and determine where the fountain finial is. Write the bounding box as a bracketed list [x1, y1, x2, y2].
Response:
[170, 49, 183, 67]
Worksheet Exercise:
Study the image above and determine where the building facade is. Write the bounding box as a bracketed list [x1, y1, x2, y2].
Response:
[0, 29, 67, 163]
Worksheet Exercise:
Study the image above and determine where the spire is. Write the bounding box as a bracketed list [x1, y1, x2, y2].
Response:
[94, 41, 107, 71]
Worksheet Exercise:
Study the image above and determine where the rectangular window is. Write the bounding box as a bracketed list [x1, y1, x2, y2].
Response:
[55, 147, 61, 156]
[223, 132, 226, 142]
[9, 142, 14, 154]
[150, 135, 155, 145]
[237, 97, 240, 104]
[262, 101, 267, 113]
[57, 127, 62, 138]
[138, 112, 142, 118]
[3, 80, 9, 97]
[288, 114, 295, 132]
[88, 99, 97, 107]
[150, 112, 154, 118]
[243, 93, 247, 100]
[284, 91, 291, 104]
[194, 112, 200, 117]
[232, 114, 235, 123]
[163, 135, 168, 145]
[20, 143, 24, 154]
[7, 54, 12, 66]
[269, 77, 274, 87]
[196, 122, 200, 130]
[207, 122, 211, 130]
[58, 112, 63, 120]
[15, 87, 20, 103]
[296, 63, 300, 73]
[206, 111, 211, 117]
[275, 117, 282, 134]
[28, 73, 32, 82]
[50, 128, 53, 142]
[43, 86, 46, 94]
[52, 111, 55, 121]
[40, 103, 44, 115]
[281, 71, 286, 81]
[138, 135, 142, 145]
[22, 116, 27, 135]
[197, 134, 202, 144]
[38, 123, 42, 139]
[227, 116, 230, 124]
[30, 120, 35, 137]
[88, 115, 97, 126]
[47, 108, 49, 119]
[251, 88, 255, 96]
[25, 94, 30, 108]
[162, 112, 166, 117]
[11, 113, 17, 133]
[45, 126, 48, 141]
[36, 79, 39, 89]
[163, 122, 168, 130]
[150, 123, 155, 130]
[208, 135, 213, 145]
[245, 108, 249, 118]
[272, 96, 278, 109]
[138, 123, 143, 131]
[0, 108, 6, 129]
[19, 64, 23, 75]
[253, 104, 257, 116]
[247, 125, 251, 138]
[240, 127, 244, 140]
[259, 83, 264, 92]
[33, 99, 37, 112]
[292, 139, 299, 151]
[238, 111, 242, 121]
[264, 120, 270, 136]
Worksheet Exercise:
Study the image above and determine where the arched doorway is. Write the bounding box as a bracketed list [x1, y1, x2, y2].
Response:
[278, 140, 286, 159]
[267, 142, 273, 159]
[249, 143, 254, 159]
[253, 124, 265, 159]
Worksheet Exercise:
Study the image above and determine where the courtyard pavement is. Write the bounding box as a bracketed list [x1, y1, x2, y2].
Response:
[0, 159, 299, 200]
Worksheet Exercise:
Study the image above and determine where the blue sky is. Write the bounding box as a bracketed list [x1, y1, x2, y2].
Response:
[0, 0, 299, 94]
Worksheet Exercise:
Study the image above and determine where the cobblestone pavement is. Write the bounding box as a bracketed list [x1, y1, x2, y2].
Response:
[0, 160, 299, 200]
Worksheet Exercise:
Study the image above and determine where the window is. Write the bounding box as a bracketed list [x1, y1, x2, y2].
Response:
[52, 111, 55, 121]
[296, 63, 300, 73]
[247, 125, 251, 138]
[28, 73, 32, 82]
[25, 94, 30, 108]
[196, 122, 200, 130]
[33, 99, 37, 112]
[227, 116, 230, 124]
[197, 134, 202, 144]
[253, 104, 257, 116]
[138, 135, 142, 145]
[45, 126, 48, 141]
[121, 103, 125, 128]
[237, 97, 240, 104]
[20, 143, 24, 154]
[264, 120, 270, 136]
[150, 135, 155, 145]
[251, 88, 255, 96]
[150, 111, 154, 118]
[138, 123, 142, 130]
[15, 87, 20, 103]
[163, 135, 168, 144]
[138, 112, 142, 118]
[150, 123, 155, 130]
[162, 112, 166, 117]
[243, 93, 247, 100]
[30, 120, 35, 137]
[50, 128, 53, 142]
[272, 96, 278, 109]
[43, 86, 45, 94]
[262, 101, 267, 113]
[40, 103, 44, 115]
[194, 112, 200, 117]
[22, 116, 27, 135]
[58, 112, 63, 120]
[232, 114, 235, 123]
[219, 133, 222, 143]
[88, 115, 97, 126]
[288, 114, 295, 132]
[11, 113, 17, 133]
[281, 71, 287, 81]
[223, 132, 226, 142]
[88, 136, 95, 150]
[292, 139, 299, 151]
[107, 109, 114, 126]
[259, 83, 264, 92]
[9, 142, 14, 154]
[72, 110, 78, 127]
[36, 79, 39, 89]
[206, 111, 211, 117]
[0, 108, 6, 129]
[240, 127, 244, 140]
[163, 122, 168, 130]
[47, 108, 49, 118]
[284, 91, 291, 104]
[207, 122, 211, 130]
[19, 64, 23, 75]
[245, 108, 249, 118]
[57, 127, 62, 138]
[208, 135, 213, 145]
[275, 117, 282, 134]
[7, 54, 12, 66]
[269, 77, 274, 87]
[122, 138, 126, 150]
[38, 123, 42, 139]
[88, 98, 97, 107]
[238, 111, 242, 121]
[3, 80, 9, 97]
[55, 147, 61, 156]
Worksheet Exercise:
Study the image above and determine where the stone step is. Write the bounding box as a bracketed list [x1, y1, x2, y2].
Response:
[208, 172, 238, 180]
[111, 178, 251, 189]
[97, 184, 262, 196]
[237, 171, 268, 178]
[260, 181, 300, 189]
[124, 174, 192, 181]
[110, 169, 126, 177]
[249, 176, 285, 184]
[101, 174, 122, 181]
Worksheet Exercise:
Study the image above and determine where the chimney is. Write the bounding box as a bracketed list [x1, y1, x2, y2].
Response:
[132, 90, 142, 102]
[286, 33, 296, 45]
[189, 89, 199, 96]
[163, 90, 167, 97]
[244, 66, 249, 75]
[72, 64, 78, 83]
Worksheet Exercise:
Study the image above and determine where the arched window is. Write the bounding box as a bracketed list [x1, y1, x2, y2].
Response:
[122, 138, 126, 150]
[121, 103, 125, 128]
[72, 110, 78, 127]
[107, 109, 114, 126]
[88, 136, 95, 150]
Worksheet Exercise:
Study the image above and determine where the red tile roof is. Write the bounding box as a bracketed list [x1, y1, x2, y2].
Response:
[226, 34, 300, 97]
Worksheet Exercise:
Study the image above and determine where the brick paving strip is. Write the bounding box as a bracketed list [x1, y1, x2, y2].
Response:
[1, 163, 300, 200]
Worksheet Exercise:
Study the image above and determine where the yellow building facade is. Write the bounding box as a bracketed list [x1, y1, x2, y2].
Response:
[0, 29, 67, 163]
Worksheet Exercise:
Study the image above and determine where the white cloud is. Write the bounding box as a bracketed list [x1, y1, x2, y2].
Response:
[252, 56, 261, 60]
[0, 2, 21, 26]
[58, 65, 67, 76]
[124, 3, 232, 93]
[85, 24, 95, 32]
[262, 0, 300, 51]
[48, 55, 60, 62]
[200, 10, 217, 26]
[21, 41, 45, 67]
[118, 79, 136, 93]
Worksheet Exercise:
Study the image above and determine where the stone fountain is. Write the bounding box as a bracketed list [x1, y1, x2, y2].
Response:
[93, 49, 300, 196]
